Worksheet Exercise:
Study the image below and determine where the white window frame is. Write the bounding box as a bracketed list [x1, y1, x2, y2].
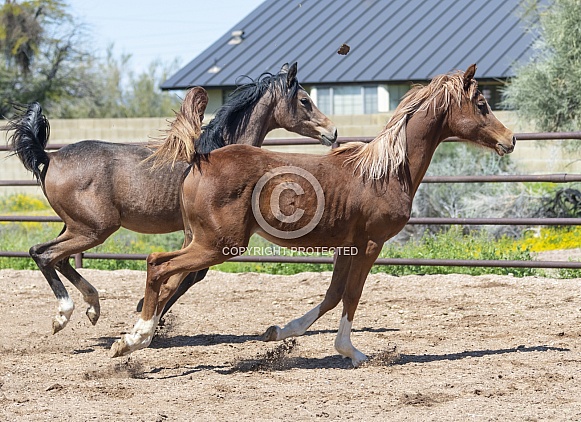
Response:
[311, 85, 391, 114]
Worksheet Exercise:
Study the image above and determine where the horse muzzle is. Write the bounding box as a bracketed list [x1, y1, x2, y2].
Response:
[320, 127, 338, 146]
[495, 135, 516, 156]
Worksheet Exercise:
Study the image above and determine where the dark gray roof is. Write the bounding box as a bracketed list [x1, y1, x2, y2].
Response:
[162, 0, 537, 90]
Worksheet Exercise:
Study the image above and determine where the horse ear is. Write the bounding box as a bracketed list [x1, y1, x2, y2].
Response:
[287, 62, 298, 85]
[280, 63, 289, 73]
[463, 64, 477, 90]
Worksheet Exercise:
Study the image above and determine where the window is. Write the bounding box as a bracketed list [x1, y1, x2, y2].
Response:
[312, 84, 407, 115]
[363, 86, 378, 114]
[311, 85, 379, 115]
[316, 87, 332, 115]
[388, 84, 409, 111]
[333, 86, 363, 115]
[479, 85, 502, 110]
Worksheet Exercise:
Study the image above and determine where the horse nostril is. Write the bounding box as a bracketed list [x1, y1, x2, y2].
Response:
[333, 128, 338, 140]
[512, 136, 516, 146]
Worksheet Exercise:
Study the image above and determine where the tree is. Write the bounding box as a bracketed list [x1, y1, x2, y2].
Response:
[51, 47, 182, 118]
[1, 1, 181, 118]
[0, 0, 96, 117]
[502, 0, 581, 132]
[125, 59, 183, 118]
[406, 143, 535, 240]
[0, 0, 43, 74]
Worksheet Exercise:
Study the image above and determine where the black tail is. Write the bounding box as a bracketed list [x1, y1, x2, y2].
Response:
[3, 102, 50, 183]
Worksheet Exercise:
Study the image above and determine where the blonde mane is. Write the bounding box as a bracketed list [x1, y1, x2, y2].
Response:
[147, 86, 208, 169]
[333, 70, 478, 180]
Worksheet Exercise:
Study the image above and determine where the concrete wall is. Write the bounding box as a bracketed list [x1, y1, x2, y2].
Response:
[1, 111, 580, 196]
[1, 116, 170, 196]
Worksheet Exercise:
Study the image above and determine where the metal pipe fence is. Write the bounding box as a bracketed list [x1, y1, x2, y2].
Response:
[1, 132, 580, 270]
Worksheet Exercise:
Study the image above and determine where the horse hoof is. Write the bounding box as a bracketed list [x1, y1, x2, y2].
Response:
[110, 339, 130, 358]
[86, 306, 100, 326]
[351, 355, 368, 368]
[347, 351, 368, 368]
[136, 298, 144, 312]
[262, 325, 280, 342]
[52, 316, 68, 334]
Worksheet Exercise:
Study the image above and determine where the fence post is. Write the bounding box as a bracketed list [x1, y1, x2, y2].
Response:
[74, 253, 83, 269]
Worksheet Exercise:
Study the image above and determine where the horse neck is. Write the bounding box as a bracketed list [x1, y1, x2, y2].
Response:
[405, 109, 451, 196]
[227, 90, 278, 146]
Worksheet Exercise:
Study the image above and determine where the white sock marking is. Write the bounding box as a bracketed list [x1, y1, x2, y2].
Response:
[122, 316, 159, 353]
[335, 314, 367, 367]
[277, 305, 321, 339]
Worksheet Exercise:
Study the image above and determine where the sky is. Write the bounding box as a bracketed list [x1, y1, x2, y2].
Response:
[71, 0, 265, 77]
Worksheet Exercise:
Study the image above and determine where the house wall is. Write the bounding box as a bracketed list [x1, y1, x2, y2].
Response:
[1, 111, 579, 196]
[205, 88, 224, 115]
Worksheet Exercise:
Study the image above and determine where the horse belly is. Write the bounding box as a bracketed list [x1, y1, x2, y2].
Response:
[120, 207, 183, 234]
[117, 177, 184, 234]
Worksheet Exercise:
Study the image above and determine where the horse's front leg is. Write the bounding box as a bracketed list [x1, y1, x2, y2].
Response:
[111, 245, 226, 357]
[263, 253, 352, 341]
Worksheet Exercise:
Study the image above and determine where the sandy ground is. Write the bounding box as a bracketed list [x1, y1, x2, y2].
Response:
[0, 268, 580, 421]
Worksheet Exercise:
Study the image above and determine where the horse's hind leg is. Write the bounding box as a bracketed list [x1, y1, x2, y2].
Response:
[30, 242, 74, 334]
[134, 269, 209, 318]
[30, 225, 116, 332]
[263, 254, 353, 341]
[55, 259, 100, 325]
[135, 229, 209, 318]
[159, 268, 209, 319]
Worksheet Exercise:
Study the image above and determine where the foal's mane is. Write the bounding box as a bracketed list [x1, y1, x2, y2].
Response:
[195, 68, 299, 156]
[147, 86, 208, 167]
[333, 70, 478, 181]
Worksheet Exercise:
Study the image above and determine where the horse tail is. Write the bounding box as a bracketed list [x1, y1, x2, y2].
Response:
[3, 102, 50, 184]
[148, 86, 208, 168]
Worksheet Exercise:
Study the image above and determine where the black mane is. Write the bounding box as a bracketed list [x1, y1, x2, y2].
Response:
[194, 69, 299, 157]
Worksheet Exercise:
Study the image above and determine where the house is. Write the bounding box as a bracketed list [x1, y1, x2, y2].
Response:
[161, 0, 538, 114]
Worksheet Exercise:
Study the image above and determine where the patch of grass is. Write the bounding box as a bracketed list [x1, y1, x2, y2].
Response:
[373, 226, 536, 277]
[1, 194, 578, 277]
[81, 230, 184, 271]
[0, 193, 52, 214]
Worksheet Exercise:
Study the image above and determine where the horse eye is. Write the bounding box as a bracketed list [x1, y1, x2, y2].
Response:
[477, 100, 488, 113]
[300, 98, 312, 111]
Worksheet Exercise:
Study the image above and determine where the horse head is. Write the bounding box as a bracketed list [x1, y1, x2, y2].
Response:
[273, 62, 337, 146]
[448, 64, 516, 156]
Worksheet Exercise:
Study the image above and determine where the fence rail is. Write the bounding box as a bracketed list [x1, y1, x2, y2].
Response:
[2, 132, 580, 270]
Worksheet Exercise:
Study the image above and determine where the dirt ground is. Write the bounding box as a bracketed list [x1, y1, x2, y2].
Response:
[0, 269, 580, 421]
